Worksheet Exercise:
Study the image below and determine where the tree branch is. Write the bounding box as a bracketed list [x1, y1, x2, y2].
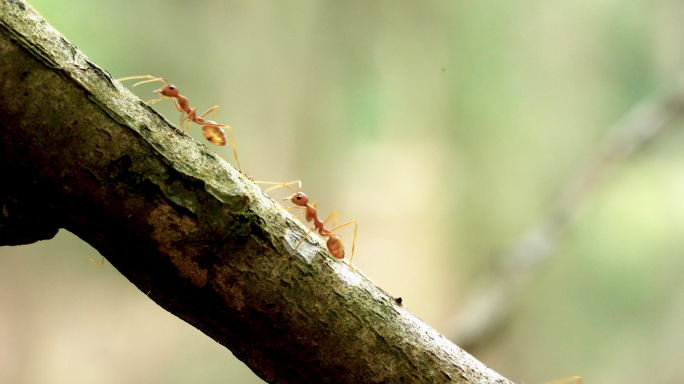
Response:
[0, 1, 512, 383]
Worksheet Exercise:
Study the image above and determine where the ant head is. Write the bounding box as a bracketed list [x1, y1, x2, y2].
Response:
[284, 192, 308, 206]
[154, 84, 179, 97]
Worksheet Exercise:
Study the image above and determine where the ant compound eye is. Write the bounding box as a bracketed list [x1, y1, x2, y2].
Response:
[296, 196, 302, 200]
[169, 85, 176, 90]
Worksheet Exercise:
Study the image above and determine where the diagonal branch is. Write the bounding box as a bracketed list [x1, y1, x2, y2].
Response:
[447, 69, 684, 348]
[0, 1, 513, 383]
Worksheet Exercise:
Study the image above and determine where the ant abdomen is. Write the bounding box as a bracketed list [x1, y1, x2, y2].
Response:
[202, 126, 226, 146]
[326, 236, 344, 259]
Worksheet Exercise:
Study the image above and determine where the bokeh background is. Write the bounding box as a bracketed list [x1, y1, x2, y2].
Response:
[3, 1, 684, 383]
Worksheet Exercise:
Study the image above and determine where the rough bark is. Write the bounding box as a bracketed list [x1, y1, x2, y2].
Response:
[0, 1, 513, 383]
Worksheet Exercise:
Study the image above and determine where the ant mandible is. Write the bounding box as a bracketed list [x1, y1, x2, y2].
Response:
[252, 181, 358, 271]
[118, 75, 243, 174]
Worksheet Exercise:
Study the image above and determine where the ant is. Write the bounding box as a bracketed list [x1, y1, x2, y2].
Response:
[252, 181, 358, 271]
[118, 75, 242, 174]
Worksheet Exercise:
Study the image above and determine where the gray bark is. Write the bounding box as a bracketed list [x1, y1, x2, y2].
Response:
[0, 1, 512, 383]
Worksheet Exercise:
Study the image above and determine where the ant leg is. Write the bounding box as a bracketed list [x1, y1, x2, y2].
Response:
[264, 182, 298, 194]
[287, 227, 316, 262]
[117, 75, 163, 84]
[170, 111, 193, 137]
[281, 206, 306, 210]
[117, 75, 151, 81]
[87, 256, 105, 269]
[543, 378, 582, 384]
[132, 77, 169, 87]
[293, 209, 306, 219]
[222, 125, 242, 174]
[320, 210, 339, 227]
[198, 106, 219, 121]
[116, 76, 169, 88]
[183, 107, 198, 134]
[248, 181, 301, 194]
[329, 221, 358, 270]
[146, 96, 170, 105]
[280, 206, 307, 219]
[248, 182, 305, 212]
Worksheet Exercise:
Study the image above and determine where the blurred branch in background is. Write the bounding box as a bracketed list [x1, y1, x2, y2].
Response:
[448, 74, 684, 349]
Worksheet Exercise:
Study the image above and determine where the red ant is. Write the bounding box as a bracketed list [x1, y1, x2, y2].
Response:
[118, 75, 242, 174]
[253, 181, 358, 271]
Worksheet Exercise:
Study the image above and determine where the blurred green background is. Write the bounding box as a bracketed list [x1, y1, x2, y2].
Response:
[3, 1, 684, 383]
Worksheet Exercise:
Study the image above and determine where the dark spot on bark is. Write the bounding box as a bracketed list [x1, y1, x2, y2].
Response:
[83, 167, 102, 183]
[201, 151, 218, 161]
[249, 218, 265, 239]
[107, 155, 133, 183]
[86, 59, 117, 91]
[59, 37, 77, 58]
[8, 0, 26, 11]
[138, 100, 162, 119]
